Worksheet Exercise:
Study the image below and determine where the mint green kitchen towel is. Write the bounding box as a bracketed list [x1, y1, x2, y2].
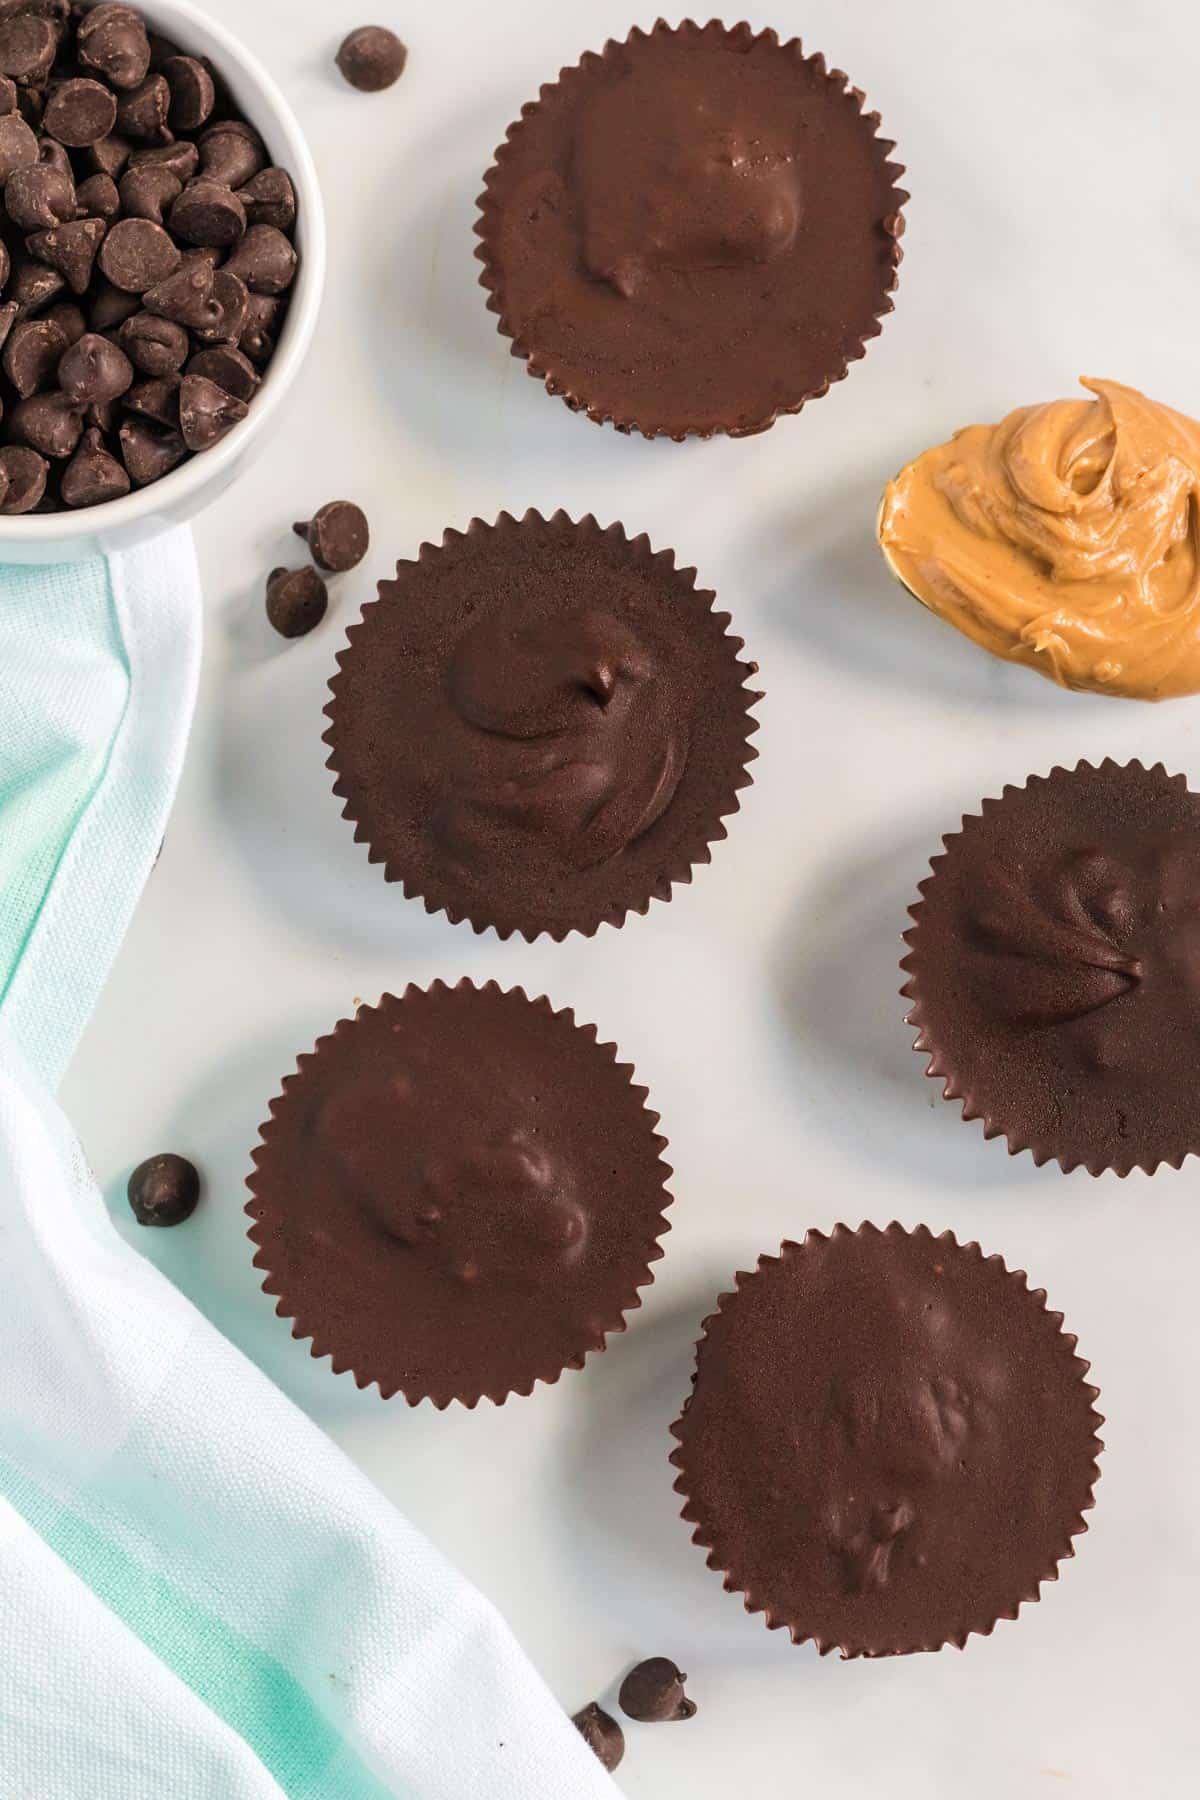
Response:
[0, 534, 613, 1799]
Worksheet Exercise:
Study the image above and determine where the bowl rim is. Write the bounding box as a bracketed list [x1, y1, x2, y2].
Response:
[0, 0, 327, 543]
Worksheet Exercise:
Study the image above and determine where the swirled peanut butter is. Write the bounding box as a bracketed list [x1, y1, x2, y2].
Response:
[878, 377, 1200, 699]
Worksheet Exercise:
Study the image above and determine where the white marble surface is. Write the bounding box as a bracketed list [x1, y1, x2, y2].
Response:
[64, 1, 1200, 1794]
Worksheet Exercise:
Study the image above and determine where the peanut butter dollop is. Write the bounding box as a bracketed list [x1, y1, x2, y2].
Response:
[878, 377, 1200, 699]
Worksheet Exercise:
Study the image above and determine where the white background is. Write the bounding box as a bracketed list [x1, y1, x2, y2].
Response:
[64, 2, 1200, 1794]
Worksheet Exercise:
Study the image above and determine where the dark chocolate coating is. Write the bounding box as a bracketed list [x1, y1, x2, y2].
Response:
[671, 1225, 1102, 1658]
[326, 511, 759, 940]
[903, 761, 1200, 1174]
[572, 1703, 625, 1772]
[246, 981, 672, 1406]
[477, 21, 906, 438]
[127, 1152, 200, 1226]
[618, 1658, 696, 1723]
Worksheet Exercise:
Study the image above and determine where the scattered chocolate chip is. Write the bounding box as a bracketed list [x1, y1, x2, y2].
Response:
[0, 299, 20, 353]
[124, 371, 178, 425]
[0, 440, 45, 509]
[294, 500, 369, 573]
[38, 135, 71, 176]
[118, 157, 179, 221]
[178, 370, 246, 450]
[169, 175, 245, 248]
[27, 215, 107, 294]
[76, 170, 120, 218]
[98, 215, 179, 292]
[129, 135, 196, 182]
[0, 15, 57, 86]
[0, 106, 36, 176]
[61, 422, 129, 505]
[118, 412, 184, 484]
[162, 53, 212, 131]
[266, 564, 327, 638]
[115, 71, 169, 141]
[336, 26, 407, 93]
[10, 387, 83, 457]
[571, 1704, 625, 1774]
[87, 129, 131, 177]
[236, 165, 294, 232]
[223, 222, 295, 294]
[126, 1152, 200, 1226]
[198, 116, 263, 188]
[618, 1659, 697, 1724]
[43, 76, 117, 147]
[118, 306, 187, 373]
[57, 330, 133, 405]
[4, 158, 76, 228]
[44, 299, 84, 344]
[88, 274, 139, 328]
[142, 257, 221, 330]
[10, 252, 65, 315]
[186, 340, 257, 400]
[238, 291, 279, 362]
[189, 267, 247, 345]
[78, 4, 151, 92]
[2, 314, 65, 395]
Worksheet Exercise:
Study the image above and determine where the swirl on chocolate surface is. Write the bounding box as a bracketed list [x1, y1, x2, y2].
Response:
[670, 1223, 1102, 1658]
[325, 511, 759, 940]
[476, 21, 906, 439]
[246, 981, 673, 1406]
[879, 378, 1200, 699]
[903, 760, 1200, 1173]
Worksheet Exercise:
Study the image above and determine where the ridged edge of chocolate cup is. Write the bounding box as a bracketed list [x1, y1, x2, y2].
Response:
[323, 508, 762, 941]
[245, 978, 674, 1407]
[474, 19, 909, 441]
[902, 758, 1195, 1176]
[668, 1221, 1104, 1657]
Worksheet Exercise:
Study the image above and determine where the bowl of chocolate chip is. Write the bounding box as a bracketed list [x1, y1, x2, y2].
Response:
[0, 0, 324, 560]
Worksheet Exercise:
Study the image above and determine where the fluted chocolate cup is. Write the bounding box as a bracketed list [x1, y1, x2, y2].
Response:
[246, 980, 673, 1407]
[324, 510, 761, 940]
[670, 1223, 1102, 1656]
[476, 21, 908, 440]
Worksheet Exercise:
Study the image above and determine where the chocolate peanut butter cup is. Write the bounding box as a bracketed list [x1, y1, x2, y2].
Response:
[324, 511, 760, 940]
[246, 981, 672, 1406]
[476, 20, 907, 440]
[670, 1224, 1102, 1657]
[903, 760, 1200, 1174]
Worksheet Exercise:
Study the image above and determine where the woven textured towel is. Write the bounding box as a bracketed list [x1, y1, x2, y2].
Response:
[0, 534, 612, 1800]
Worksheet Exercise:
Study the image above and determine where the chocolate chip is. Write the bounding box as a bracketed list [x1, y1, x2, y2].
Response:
[4, 158, 76, 228]
[0, 15, 57, 85]
[61, 422, 129, 505]
[128, 136, 196, 183]
[77, 4, 150, 92]
[197, 116, 262, 188]
[27, 215, 106, 293]
[142, 257, 221, 330]
[178, 370, 245, 450]
[571, 1705, 625, 1774]
[189, 267, 247, 345]
[118, 307, 187, 374]
[118, 157, 179, 221]
[0, 440, 45, 509]
[87, 129, 131, 177]
[0, 72, 15, 114]
[294, 500, 370, 573]
[44, 299, 85, 343]
[266, 564, 327, 638]
[118, 412, 184, 484]
[74, 171, 116, 220]
[10, 387, 82, 456]
[43, 76, 117, 147]
[162, 53, 212, 132]
[168, 175, 245, 248]
[86, 396, 117, 434]
[223, 222, 295, 295]
[0, 298, 20, 352]
[2, 313, 65, 394]
[237, 165, 294, 232]
[37, 135, 70, 175]
[126, 1153, 200, 1226]
[88, 274, 139, 328]
[9, 251, 64, 315]
[0, 106, 36, 176]
[618, 1659, 696, 1724]
[238, 291, 279, 362]
[124, 371, 178, 425]
[0, 0, 70, 23]
[114, 71, 169, 142]
[186, 340, 257, 400]
[336, 26, 407, 92]
[99, 215, 179, 292]
[57, 330, 133, 404]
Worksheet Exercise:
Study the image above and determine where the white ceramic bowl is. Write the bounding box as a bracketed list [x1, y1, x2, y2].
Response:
[0, 0, 325, 562]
